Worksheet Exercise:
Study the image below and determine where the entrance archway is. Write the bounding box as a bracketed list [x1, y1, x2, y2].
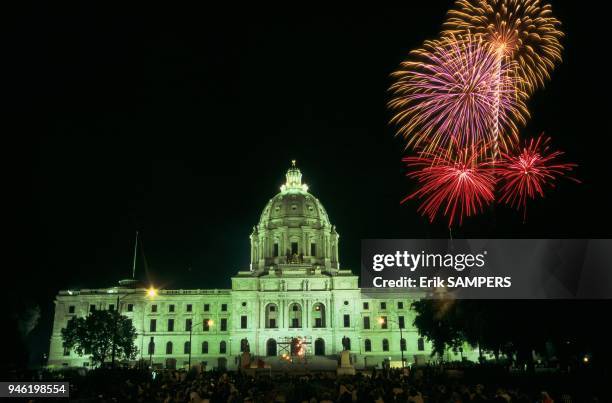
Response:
[314, 338, 325, 356]
[266, 339, 277, 356]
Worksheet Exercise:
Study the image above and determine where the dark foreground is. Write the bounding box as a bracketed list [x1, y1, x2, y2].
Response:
[9, 365, 607, 402]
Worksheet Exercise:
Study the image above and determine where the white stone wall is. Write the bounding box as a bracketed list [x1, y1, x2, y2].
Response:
[49, 278, 482, 370]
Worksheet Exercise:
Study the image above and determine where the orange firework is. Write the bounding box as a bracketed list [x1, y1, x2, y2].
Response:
[443, 0, 564, 93]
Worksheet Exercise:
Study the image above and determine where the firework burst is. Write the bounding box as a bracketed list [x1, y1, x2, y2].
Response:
[389, 34, 528, 156]
[402, 142, 496, 227]
[443, 0, 564, 93]
[495, 135, 578, 220]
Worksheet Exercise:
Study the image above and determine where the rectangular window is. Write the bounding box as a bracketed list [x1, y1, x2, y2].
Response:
[269, 305, 276, 312]
[89, 304, 96, 312]
[150, 319, 157, 332]
[273, 243, 279, 257]
[310, 243, 316, 256]
[220, 318, 227, 331]
[204, 304, 210, 312]
[291, 242, 298, 254]
[241, 315, 247, 329]
[418, 338, 425, 351]
[186, 319, 192, 331]
[169, 304, 175, 312]
[398, 316, 405, 329]
[380, 302, 387, 310]
[108, 304, 115, 311]
[269, 318, 276, 328]
[343, 314, 350, 328]
[363, 316, 370, 329]
[127, 304, 134, 312]
[315, 318, 322, 328]
[221, 304, 227, 312]
[398, 301, 404, 309]
[381, 316, 388, 329]
[151, 304, 158, 313]
[186, 304, 192, 312]
[167, 319, 174, 332]
[203, 319, 210, 331]
[363, 302, 369, 310]
[68, 305, 75, 314]
[291, 318, 299, 328]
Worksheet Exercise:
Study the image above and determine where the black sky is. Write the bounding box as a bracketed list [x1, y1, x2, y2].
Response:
[15, 2, 612, 360]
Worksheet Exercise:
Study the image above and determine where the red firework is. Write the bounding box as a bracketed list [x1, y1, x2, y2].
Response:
[495, 135, 579, 219]
[402, 143, 496, 227]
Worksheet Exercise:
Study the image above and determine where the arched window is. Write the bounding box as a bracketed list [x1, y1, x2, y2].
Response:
[166, 341, 173, 355]
[400, 338, 406, 351]
[265, 303, 278, 328]
[312, 303, 326, 328]
[184, 341, 191, 354]
[148, 337, 155, 355]
[418, 337, 425, 351]
[288, 303, 302, 328]
[202, 341, 208, 354]
[219, 341, 227, 354]
[364, 339, 372, 352]
[314, 338, 325, 356]
[382, 339, 389, 352]
[266, 339, 277, 356]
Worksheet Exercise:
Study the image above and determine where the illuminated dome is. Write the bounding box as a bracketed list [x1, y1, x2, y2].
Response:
[250, 161, 339, 273]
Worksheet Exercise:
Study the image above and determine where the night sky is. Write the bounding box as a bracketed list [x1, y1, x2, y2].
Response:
[17, 2, 612, 361]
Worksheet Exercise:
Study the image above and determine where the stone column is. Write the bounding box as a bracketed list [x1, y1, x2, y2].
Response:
[283, 229, 288, 256]
[281, 299, 285, 328]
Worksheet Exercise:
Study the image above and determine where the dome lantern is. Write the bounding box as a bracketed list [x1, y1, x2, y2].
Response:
[280, 160, 309, 193]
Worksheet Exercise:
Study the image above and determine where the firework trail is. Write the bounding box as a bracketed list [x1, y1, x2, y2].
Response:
[401, 141, 496, 227]
[443, 0, 563, 159]
[494, 135, 578, 220]
[389, 35, 528, 157]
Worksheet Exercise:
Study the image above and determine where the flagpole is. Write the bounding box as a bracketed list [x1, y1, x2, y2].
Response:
[132, 231, 139, 279]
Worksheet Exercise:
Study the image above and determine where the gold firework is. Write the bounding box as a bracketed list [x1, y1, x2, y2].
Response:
[443, 0, 564, 93]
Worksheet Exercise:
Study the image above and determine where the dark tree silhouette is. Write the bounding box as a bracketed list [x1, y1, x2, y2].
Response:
[61, 310, 138, 367]
[411, 299, 468, 358]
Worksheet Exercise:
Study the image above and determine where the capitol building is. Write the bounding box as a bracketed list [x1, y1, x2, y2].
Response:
[48, 162, 473, 370]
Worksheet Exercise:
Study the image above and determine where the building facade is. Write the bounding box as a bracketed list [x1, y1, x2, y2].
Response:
[48, 163, 473, 370]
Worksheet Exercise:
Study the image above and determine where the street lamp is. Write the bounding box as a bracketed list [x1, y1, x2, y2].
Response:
[110, 285, 158, 368]
[378, 317, 406, 368]
[188, 319, 214, 368]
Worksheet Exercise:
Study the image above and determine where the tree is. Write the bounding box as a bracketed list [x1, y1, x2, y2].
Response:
[411, 299, 469, 358]
[61, 310, 138, 367]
